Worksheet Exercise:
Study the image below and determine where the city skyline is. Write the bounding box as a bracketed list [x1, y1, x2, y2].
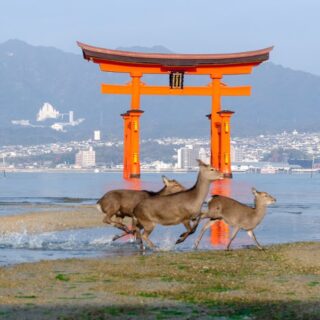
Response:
[1, 129, 320, 172]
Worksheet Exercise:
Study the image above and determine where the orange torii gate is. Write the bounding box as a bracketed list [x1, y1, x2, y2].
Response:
[78, 42, 272, 178]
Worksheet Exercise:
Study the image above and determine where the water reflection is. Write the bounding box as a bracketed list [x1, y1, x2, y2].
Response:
[123, 178, 142, 191]
[209, 179, 232, 247]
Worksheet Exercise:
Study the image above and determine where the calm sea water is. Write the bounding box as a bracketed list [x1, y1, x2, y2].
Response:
[0, 171, 319, 266]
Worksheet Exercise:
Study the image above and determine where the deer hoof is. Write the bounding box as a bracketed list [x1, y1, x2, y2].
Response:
[112, 235, 121, 241]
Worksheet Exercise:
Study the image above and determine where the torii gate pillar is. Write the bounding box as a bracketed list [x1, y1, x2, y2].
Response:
[121, 112, 131, 179]
[218, 110, 234, 178]
[127, 109, 144, 178]
[207, 110, 234, 178]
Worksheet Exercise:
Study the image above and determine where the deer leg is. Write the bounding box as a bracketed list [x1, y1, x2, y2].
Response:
[194, 219, 216, 249]
[131, 219, 144, 250]
[176, 215, 203, 245]
[112, 217, 136, 241]
[112, 231, 127, 241]
[226, 226, 240, 250]
[190, 215, 202, 233]
[141, 225, 156, 249]
[176, 220, 195, 244]
[134, 227, 145, 251]
[103, 214, 130, 234]
[247, 230, 263, 250]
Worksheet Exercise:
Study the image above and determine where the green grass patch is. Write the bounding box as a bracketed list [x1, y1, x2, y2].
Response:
[0, 311, 11, 317]
[307, 281, 320, 287]
[55, 273, 70, 281]
[160, 276, 175, 282]
[14, 295, 37, 299]
[138, 291, 161, 298]
[177, 264, 187, 270]
[102, 306, 121, 316]
[204, 284, 233, 293]
[159, 309, 187, 316]
[81, 292, 96, 298]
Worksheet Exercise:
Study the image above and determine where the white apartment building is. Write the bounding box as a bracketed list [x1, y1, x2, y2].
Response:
[177, 145, 203, 169]
[198, 147, 210, 164]
[75, 147, 96, 167]
[231, 145, 247, 162]
[94, 130, 101, 141]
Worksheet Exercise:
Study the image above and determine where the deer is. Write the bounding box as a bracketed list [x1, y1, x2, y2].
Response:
[96, 176, 185, 240]
[194, 188, 276, 250]
[132, 160, 224, 249]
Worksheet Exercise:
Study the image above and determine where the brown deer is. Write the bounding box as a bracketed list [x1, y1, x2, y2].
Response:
[194, 188, 276, 250]
[96, 176, 185, 237]
[133, 160, 223, 249]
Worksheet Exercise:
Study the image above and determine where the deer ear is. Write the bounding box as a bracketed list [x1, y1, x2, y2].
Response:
[196, 159, 207, 167]
[252, 187, 258, 195]
[162, 175, 170, 186]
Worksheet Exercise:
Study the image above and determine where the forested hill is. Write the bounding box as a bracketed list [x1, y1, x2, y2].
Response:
[1, 39, 320, 145]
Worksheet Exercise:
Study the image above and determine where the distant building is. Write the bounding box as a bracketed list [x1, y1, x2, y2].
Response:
[232, 146, 246, 162]
[51, 123, 64, 132]
[198, 147, 210, 164]
[75, 147, 96, 167]
[69, 111, 74, 123]
[94, 130, 101, 141]
[37, 102, 60, 121]
[177, 145, 200, 169]
[231, 145, 236, 162]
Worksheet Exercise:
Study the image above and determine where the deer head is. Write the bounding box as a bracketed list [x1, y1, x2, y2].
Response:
[161, 175, 186, 194]
[196, 159, 223, 181]
[252, 187, 276, 205]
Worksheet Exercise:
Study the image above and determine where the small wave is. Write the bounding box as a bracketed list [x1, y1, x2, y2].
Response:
[272, 204, 311, 210]
[284, 211, 303, 215]
[0, 197, 97, 206]
[0, 228, 143, 252]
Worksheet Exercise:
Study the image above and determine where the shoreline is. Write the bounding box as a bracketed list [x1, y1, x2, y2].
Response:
[0, 205, 103, 235]
[1, 167, 320, 174]
[0, 241, 319, 319]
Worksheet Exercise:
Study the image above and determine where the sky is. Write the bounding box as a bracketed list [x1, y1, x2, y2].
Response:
[1, 0, 320, 75]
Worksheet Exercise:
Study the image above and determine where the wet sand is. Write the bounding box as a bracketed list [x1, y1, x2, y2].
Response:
[0, 205, 104, 235]
[0, 206, 319, 319]
[0, 242, 319, 319]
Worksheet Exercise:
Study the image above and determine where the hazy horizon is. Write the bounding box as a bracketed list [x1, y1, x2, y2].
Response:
[1, 0, 320, 75]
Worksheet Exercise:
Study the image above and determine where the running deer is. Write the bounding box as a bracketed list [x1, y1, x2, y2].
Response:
[133, 160, 223, 249]
[194, 188, 276, 250]
[96, 176, 185, 237]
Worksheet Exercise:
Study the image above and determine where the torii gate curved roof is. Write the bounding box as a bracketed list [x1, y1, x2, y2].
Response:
[77, 42, 273, 68]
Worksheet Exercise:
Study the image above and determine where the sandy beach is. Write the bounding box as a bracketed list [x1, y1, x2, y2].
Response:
[0, 206, 319, 319]
[0, 205, 104, 235]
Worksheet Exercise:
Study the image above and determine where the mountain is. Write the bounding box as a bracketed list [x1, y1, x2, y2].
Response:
[1, 39, 320, 145]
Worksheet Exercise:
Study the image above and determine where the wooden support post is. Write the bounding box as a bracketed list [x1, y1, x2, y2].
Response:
[210, 178, 231, 246]
[130, 72, 142, 109]
[128, 72, 143, 178]
[127, 109, 144, 178]
[121, 112, 131, 179]
[210, 74, 222, 170]
[217, 110, 234, 178]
